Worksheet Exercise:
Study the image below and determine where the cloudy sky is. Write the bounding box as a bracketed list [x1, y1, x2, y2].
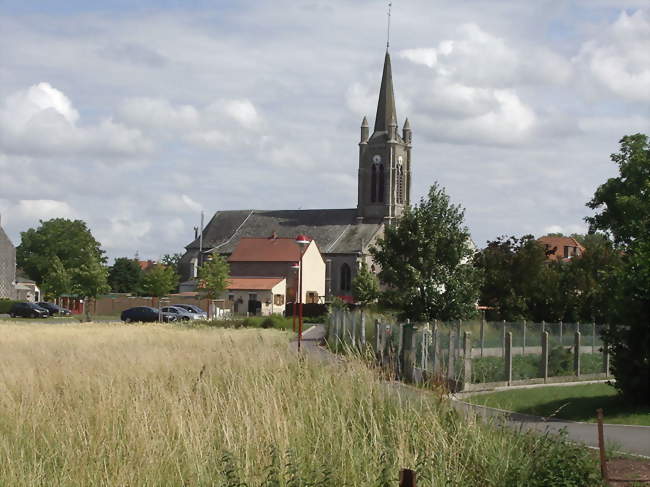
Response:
[0, 0, 648, 262]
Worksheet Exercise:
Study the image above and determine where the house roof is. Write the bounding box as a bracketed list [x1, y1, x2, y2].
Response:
[538, 236, 585, 261]
[229, 237, 303, 262]
[227, 277, 285, 291]
[184, 209, 383, 256]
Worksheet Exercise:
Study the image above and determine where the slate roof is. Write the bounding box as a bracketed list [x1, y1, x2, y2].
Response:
[185, 209, 383, 255]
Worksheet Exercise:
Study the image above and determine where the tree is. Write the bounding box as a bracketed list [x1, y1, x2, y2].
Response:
[160, 253, 183, 274]
[586, 134, 649, 405]
[197, 255, 230, 300]
[108, 257, 143, 293]
[140, 264, 179, 302]
[370, 183, 482, 321]
[352, 262, 379, 305]
[40, 256, 72, 300]
[71, 259, 110, 320]
[17, 218, 105, 284]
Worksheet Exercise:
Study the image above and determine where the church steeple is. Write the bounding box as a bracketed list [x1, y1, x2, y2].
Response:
[357, 49, 412, 222]
[373, 51, 397, 134]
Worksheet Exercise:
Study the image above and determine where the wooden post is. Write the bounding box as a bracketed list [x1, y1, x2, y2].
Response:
[399, 468, 416, 487]
[447, 329, 455, 382]
[574, 331, 581, 376]
[541, 331, 549, 383]
[431, 321, 439, 374]
[463, 331, 472, 389]
[522, 320, 526, 356]
[596, 409, 609, 482]
[479, 317, 485, 358]
[505, 331, 513, 386]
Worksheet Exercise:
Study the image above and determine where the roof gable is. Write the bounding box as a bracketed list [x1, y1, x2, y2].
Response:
[229, 237, 301, 262]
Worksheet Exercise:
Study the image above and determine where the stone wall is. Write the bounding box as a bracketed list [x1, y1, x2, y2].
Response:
[0, 227, 16, 299]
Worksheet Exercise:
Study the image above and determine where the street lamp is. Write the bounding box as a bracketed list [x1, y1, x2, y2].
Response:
[295, 234, 311, 351]
[290, 261, 300, 332]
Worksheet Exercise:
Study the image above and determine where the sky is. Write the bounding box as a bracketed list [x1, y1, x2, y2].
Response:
[0, 0, 648, 263]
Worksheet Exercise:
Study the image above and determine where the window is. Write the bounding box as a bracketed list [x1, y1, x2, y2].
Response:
[274, 294, 285, 306]
[306, 291, 318, 304]
[370, 163, 385, 203]
[396, 164, 404, 204]
[340, 263, 352, 292]
[564, 246, 570, 258]
[228, 294, 235, 302]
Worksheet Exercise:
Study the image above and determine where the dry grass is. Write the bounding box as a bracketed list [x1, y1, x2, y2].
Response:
[0, 321, 598, 486]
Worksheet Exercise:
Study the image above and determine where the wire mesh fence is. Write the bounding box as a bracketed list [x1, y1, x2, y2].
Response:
[326, 309, 611, 391]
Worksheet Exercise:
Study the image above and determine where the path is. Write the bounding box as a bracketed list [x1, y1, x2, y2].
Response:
[293, 324, 650, 458]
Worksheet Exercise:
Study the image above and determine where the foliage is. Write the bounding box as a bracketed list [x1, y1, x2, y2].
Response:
[586, 134, 649, 405]
[16, 218, 105, 285]
[351, 262, 379, 305]
[70, 259, 110, 320]
[197, 255, 230, 300]
[160, 253, 183, 274]
[108, 257, 143, 294]
[140, 264, 178, 298]
[41, 256, 73, 299]
[0, 299, 20, 314]
[371, 183, 482, 321]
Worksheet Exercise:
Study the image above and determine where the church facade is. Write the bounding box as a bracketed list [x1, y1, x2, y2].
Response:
[179, 50, 412, 300]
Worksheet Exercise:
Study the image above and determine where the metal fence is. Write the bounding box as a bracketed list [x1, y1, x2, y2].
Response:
[326, 309, 610, 392]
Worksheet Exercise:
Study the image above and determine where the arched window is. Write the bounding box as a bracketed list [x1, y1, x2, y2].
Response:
[340, 263, 352, 292]
[377, 163, 385, 203]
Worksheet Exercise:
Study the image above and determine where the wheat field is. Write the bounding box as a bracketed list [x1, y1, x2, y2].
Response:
[0, 321, 597, 486]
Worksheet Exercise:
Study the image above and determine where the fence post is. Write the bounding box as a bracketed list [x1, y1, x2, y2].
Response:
[401, 321, 416, 382]
[399, 468, 416, 487]
[349, 310, 356, 347]
[505, 331, 513, 386]
[456, 320, 462, 362]
[574, 331, 581, 377]
[421, 323, 429, 370]
[502, 320, 506, 358]
[480, 312, 485, 358]
[432, 321, 439, 374]
[559, 320, 563, 347]
[375, 319, 381, 360]
[522, 320, 526, 356]
[541, 331, 549, 383]
[447, 329, 455, 383]
[542, 320, 546, 335]
[360, 311, 366, 348]
[463, 331, 472, 390]
[603, 341, 610, 377]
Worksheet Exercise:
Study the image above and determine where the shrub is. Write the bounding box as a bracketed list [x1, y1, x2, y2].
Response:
[0, 299, 20, 314]
[548, 346, 572, 376]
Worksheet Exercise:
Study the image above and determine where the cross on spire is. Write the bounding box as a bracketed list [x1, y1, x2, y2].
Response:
[386, 1, 392, 49]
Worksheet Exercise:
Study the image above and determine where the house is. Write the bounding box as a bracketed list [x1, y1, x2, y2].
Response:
[14, 278, 40, 302]
[538, 236, 585, 262]
[224, 235, 325, 315]
[0, 217, 16, 300]
[179, 49, 412, 301]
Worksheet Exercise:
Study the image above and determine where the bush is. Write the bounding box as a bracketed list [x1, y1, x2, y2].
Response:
[0, 299, 20, 314]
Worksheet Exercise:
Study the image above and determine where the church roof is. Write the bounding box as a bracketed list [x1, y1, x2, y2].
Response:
[185, 209, 383, 255]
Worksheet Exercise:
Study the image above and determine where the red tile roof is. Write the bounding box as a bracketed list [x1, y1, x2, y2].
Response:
[228, 237, 303, 262]
[227, 277, 285, 290]
[538, 236, 585, 261]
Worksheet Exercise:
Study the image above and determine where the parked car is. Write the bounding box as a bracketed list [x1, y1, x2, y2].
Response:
[9, 302, 50, 318]
[161, 306, 197, 321]
[120, 306, 177, 323]
[172, 304, 208, 319]
[36, 302, 72, 316]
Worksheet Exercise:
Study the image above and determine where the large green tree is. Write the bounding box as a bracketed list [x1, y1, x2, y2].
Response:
[40, 256, 73, 300]
[108, 257, 143, 293]
[71, 259, 111, 320]
[371, 183, 482, 322]
[586, 134, 649, 404]
[197, 255, 230, 300]
[140, 264, 179, 301]
[17, 218, 105, 285]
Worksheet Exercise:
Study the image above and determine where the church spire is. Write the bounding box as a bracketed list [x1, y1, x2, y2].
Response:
[373, 51, 397, 134]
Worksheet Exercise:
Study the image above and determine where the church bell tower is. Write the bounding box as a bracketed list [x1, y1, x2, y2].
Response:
[357, 51, 412, 222]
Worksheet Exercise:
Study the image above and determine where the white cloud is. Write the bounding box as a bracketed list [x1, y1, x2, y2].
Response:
[0, 83, 153, 157]
[117, 97, 200, 131]
[575, 9, 650, 101]
[13, 199, 77, 221]
[223, 99, 260, 128]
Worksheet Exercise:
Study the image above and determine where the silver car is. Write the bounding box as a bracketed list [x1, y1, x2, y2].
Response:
[171, 304, 208, 320]
[161, 306, 198, 321]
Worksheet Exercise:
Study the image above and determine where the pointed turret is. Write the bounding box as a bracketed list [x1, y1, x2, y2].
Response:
[373, 51, 397, 133]
[402, 117, 411, 145]
[360, 116, 369, 143]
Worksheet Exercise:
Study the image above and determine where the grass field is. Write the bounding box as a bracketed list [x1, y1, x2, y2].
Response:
[466, 383, 650, 426]
[0, 321, 600, 485]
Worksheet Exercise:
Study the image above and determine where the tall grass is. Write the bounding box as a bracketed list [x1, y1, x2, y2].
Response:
[0, 321, 598, 485]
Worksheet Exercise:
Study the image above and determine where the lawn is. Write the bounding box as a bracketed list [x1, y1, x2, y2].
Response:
[0, 320, 600, 485]
[466, 383, 650, 426]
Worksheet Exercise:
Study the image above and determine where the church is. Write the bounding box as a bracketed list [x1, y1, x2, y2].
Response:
[179, 50, 412, 300]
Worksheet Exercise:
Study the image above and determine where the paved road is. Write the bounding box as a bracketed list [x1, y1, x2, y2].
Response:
[293, 325, 650, 458]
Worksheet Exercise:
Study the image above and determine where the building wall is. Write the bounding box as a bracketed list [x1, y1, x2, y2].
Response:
[0, 227, 16, 299]
[225, 280, 286, 316]
[299, 242, 325, 302]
